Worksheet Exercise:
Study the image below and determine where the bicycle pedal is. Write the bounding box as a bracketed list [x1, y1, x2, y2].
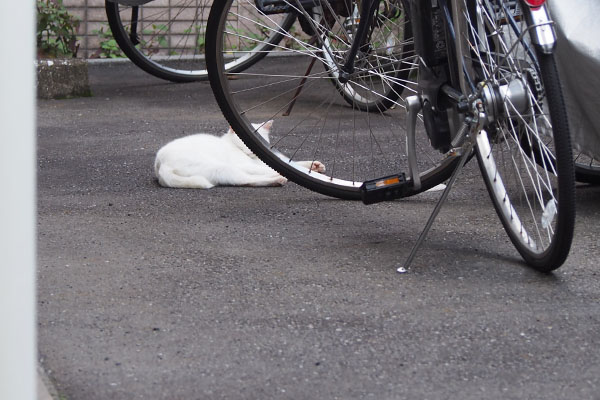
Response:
[360, 174, 409, 205]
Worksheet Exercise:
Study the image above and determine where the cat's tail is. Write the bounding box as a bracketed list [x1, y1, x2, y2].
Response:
[154, 157, 162, 179]
[155, 162, 214, 189]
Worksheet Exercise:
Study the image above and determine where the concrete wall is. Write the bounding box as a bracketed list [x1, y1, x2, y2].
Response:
[63, 0, 110, 58]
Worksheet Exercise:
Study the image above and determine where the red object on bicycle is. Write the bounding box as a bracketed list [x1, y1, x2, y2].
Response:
[523, 0, 546, 8]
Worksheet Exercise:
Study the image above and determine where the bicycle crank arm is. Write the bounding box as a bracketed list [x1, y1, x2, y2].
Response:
[360, 95, 467, 206]
[359, 95, 421, 204]
[406, 95, 423, 192]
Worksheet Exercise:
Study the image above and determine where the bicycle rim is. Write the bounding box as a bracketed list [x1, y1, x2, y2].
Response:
[458, 0, 575, 270]
[105, 0, 294, 82]
[207, 0, 456, 200]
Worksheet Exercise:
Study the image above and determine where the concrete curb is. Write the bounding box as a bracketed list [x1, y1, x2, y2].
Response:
[36, 59, 91, 100]
[86, 57, 133, 65]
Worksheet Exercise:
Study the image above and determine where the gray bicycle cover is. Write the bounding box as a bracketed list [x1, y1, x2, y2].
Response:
[551, 1, 600, 158]
[105, 0, 154, 5]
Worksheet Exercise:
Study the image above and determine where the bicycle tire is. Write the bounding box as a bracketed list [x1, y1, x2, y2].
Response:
[525, 127, 600, 186]
[574, 153, 600, 184]
[105, 0, 295, 82]
[458, 1, 575, 271]
[531, 144, 600, 186]
[207, 0, 456, 200]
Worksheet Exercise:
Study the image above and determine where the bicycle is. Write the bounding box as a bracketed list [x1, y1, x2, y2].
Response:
[206, 0, 575, 272]
[104, 0, 295, 82]
[104, 0, 600, 187]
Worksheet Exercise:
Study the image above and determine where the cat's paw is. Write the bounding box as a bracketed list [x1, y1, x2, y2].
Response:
[310, 161, 326, 173]
[276, 176, 288, 186]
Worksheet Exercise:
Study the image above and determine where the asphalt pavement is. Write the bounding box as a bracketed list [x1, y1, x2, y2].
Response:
[37, 60, 600, 399]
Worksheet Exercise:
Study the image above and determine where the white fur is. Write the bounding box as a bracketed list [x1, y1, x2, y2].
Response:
[154, 121, 325, 189]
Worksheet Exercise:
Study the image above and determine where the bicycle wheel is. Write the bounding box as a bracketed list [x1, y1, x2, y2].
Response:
[207, 0, 457, 200]
[457, 1, 575, 271]
[105, 0, 295, 82]
[574, 153, 600, 184]
[323, 0, 414, 112]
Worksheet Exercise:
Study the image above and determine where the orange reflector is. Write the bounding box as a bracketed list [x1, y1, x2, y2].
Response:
[375, 177, 400, 187]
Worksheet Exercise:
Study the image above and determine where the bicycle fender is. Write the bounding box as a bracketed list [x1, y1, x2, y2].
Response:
[523, 3, 557, 54]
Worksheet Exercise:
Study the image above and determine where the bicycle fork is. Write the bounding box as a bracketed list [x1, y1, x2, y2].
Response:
[338, 0, 380, 84]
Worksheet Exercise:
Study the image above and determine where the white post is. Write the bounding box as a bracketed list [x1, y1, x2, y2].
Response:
[0, 1, 37, 399]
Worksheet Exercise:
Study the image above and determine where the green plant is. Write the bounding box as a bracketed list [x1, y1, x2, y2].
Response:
[141, 24, 169, 55]
[37, 0, 80, 58]
[183, 24, 205, 53]
[91, 25, 125, 58]
[92, 23, 171, 58]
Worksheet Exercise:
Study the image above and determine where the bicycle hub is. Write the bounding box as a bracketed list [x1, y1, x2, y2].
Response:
[480, 78, 530, 126]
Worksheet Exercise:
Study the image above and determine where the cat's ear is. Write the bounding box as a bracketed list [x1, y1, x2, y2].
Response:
[228, 126, 235, 135]
[262, 120, 274, 133]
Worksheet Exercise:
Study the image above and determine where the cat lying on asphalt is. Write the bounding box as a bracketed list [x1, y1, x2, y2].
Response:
[154, 121, 325, 189]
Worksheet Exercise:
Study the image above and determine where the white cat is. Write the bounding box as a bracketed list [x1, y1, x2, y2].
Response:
[154, 121, 325, 189]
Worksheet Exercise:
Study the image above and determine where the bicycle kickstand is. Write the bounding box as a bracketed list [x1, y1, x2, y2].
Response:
[399, 102, 485, 273]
